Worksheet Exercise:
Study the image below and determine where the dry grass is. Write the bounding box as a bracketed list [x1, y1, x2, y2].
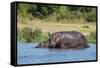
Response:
[17, 19, 96, 35]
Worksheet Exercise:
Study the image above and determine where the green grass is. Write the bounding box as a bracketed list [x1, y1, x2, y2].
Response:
[87, 31, 96, 43]
[17, 28, 49, 43]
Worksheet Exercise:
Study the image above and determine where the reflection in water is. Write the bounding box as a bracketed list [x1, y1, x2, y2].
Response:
[17, 43, 96, 65]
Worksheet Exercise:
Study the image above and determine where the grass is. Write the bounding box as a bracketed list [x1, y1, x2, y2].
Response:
[18, 19, 96, 34]
[17, 19, 96, 43]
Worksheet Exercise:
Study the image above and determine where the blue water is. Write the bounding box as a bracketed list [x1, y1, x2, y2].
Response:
[17, 43, 96, 65]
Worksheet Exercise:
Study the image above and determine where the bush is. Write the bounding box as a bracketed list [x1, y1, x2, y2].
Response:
[82, 25, 89, 28]
[18, 27, 33, 42]
[87, 31, 96, 43]
[17, 30, 26, 42]
[32, 29, 49, 42]
[90, 31, 96, 39]
[17, 28, 49, 43]
[17, 3, 96, 23]
[84, 12, 96, 22]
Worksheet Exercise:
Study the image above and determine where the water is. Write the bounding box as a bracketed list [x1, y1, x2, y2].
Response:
[17, 43, 96, 65]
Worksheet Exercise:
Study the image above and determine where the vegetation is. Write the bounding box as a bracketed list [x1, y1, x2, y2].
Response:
[17, 27, 49, 43]
[17, 3, 97, 43]
[87, 31, 96, 43]
[17, 3, 96, 22]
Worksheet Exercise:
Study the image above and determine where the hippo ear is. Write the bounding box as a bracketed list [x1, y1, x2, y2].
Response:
[48, 32, 52, 37]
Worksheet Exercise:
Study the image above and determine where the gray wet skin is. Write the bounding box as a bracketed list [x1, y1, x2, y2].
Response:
[36, 31, 89, 49]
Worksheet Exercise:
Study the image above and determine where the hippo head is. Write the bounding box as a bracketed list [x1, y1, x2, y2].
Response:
[36, 42, 49, 48]
[48, 33, 61, 48]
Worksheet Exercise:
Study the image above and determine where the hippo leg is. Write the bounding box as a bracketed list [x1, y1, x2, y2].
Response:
[59, 43, 67, 49]
[55, 43, 61, 48]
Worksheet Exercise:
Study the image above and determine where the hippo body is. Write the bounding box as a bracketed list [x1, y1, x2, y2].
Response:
[36, 31, 89, 49]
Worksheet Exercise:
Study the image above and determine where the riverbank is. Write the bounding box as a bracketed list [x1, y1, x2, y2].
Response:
[17, 20, 96, 43]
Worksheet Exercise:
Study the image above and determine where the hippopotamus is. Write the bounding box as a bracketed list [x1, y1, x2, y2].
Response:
[35, 31, 89, 49]
[35, 42, 49, 48]
[35, 41, 54, 48]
